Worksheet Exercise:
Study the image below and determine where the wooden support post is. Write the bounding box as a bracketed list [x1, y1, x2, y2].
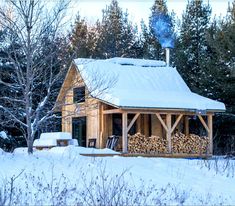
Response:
[99, 103, 104, 148]
[208, 114, 213, 154]
[122, 112, 128, 153]
[184, 116, 189, 136]
[166, 114, 172, 153]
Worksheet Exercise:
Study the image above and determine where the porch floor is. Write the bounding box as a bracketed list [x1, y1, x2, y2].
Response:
[80, 153, 212, 159]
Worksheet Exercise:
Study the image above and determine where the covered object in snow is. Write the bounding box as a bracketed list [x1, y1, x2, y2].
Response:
[33, 132, 78, 149]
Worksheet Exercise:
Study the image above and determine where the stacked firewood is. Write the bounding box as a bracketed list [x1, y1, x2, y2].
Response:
[171, 132, 209, 154]
[128, 133, 167, 154]
[128, 133, 209, 154]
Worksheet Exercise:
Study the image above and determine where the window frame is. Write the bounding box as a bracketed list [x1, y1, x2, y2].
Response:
[73, 86, 85, 104]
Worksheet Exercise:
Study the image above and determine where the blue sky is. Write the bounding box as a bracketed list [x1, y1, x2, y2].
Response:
[70, 0, 233, 25]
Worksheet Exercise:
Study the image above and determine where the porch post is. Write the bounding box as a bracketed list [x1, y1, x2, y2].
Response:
[99, 103, 104, 148]
[166, 114, 172, 153]
[208, 114, 213, 154]
[122, 112, 128, 153]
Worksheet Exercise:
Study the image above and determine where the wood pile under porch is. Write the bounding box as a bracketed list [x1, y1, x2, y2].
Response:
[100, 107, 213, 156]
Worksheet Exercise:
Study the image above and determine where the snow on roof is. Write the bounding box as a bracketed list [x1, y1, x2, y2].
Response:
[106, 57, 166, 67]
[74, 57, 225, 111]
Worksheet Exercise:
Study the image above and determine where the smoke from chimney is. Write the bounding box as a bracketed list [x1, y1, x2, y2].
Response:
[150, 11, 175, 66]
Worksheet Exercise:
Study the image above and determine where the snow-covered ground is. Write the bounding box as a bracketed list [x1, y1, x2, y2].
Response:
[0, 146, 234, 205]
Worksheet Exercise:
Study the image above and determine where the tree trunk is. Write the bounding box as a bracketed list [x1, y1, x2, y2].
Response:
[27, 137, 33, 154]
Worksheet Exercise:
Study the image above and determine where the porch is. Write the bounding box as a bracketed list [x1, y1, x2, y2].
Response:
[99, 106, 213, 155]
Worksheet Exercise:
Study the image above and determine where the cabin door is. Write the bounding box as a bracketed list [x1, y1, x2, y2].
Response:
[72, 117, 86, 147]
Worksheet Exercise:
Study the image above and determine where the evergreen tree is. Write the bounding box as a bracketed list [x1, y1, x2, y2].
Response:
[175, 0, 235, 154]
[204, 3, 235, 112]
[94, 0, 138, 58]
[175, 0, 211, 93]
[205, 2, 235, 153]
[70, 14, 97, 58]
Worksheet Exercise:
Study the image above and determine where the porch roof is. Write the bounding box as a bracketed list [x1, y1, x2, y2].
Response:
[74, 57, 225, 112]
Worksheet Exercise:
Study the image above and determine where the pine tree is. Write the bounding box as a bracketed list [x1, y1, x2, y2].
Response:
[94, 0, 138, 58]
[175, 0, 211, 94]
[175, 0, 235, 154]
[203, 2, 235, 110]
[205, 2, 235, 153]
[70, 14, 97, 58]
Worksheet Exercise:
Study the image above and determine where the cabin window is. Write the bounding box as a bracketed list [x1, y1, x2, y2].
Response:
[112, 114, 137, 136]
[73, 86, 85, 103]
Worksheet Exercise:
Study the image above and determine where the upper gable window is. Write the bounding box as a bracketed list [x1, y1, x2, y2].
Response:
[73, 86, 85, 103]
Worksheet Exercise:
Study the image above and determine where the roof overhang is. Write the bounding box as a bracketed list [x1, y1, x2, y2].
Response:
[97, 99, 225, 115]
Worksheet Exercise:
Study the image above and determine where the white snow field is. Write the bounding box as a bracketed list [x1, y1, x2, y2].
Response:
[0, 146, 234, 205]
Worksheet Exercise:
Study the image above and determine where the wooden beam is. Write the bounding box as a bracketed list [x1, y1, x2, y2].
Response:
[127, 113, 140, 133]
[155, 113, 168, 132]
[121, 108, 215, 115]
[184, 116, 189, 136]
[125, 110, 189, 115]
[166, 114, 172, 153]
[198, 115, 209, 133]
[103, 109, 123, 114]
[99, 103, 104, 148]
[122, 112, 128, 153]
[208, 114, 213, 154]
[171, 114, 183, 133]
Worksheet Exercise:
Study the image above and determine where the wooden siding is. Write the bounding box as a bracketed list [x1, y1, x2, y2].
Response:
[151, 114, 163, 137]
[60, 65, 100, 147]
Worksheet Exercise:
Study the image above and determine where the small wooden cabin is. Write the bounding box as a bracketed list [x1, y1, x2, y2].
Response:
[56, 57, 225, 155]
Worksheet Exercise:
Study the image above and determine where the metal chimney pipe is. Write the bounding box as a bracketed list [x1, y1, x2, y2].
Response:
[165, 48, 170, 67]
